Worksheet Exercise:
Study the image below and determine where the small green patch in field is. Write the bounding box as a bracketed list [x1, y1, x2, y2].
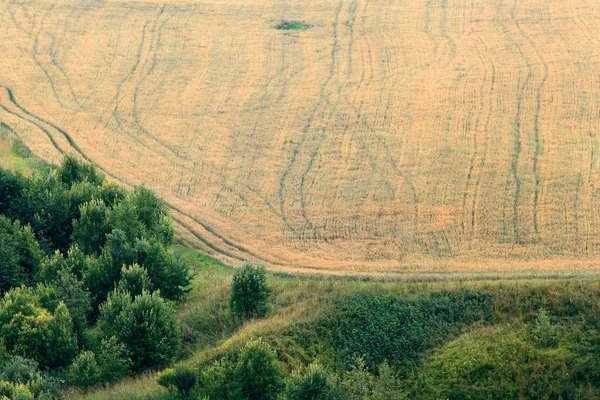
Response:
[11, 139, 33, 159]
[276, 20, 309, 31]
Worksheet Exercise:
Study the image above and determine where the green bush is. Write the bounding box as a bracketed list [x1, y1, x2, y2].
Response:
[68, 351, 100, 387]
[229, 338, 284, 400]
[10, 384, 34, 400]
[283, 362, 342, 400]
[157, 365, 197, 396]
[230, 262, 271, 319]
[0, 355, 39, 384]
[98, 290, 181, 371]
[0, 287, 78, 368]
[198, 359, 232, 400]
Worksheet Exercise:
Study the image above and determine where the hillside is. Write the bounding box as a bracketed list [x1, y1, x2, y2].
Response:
[2, 0, 600, 274]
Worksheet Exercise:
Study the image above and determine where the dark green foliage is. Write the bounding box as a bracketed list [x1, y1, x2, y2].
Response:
[283, 362, 342, 400]
[0, 355, 39, 384]
[157, 366, 197, 396]
[98, 291, 181, 371]
[72, 199, 110, 255]
[0, 217, 42, 293]
[229, 339, 284, 400]
[22, 172, 74, 253]
[0, 168, 29, 218]
[67, 337, 132, 388]
[0, 355, 61, 399]
[44, 269, 91, 340]
[96, 336, 131, 384]
[117, 264, 151, 296]
[230, 262, 271, 319]
[129, 186, 174, 245]
[133, 239, 191, 300]
[324, 289, 493, 370]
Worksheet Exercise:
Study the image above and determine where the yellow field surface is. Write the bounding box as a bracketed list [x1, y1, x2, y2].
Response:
[2, 0, 600, 275]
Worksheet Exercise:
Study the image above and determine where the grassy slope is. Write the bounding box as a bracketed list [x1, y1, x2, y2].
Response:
[66, 246, 600, 399]
[0, 123, 51, 175]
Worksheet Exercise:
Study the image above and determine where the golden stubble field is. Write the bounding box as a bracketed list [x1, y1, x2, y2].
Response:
[2, 0, 600, 276]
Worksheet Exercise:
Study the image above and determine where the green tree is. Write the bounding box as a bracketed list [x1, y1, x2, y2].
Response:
[98, 291, 181, 371]
[133, 239, 191, 300]
[229, 339, 284, 400]
[68, 351, 100, 387]
[57, 154, 104, 188]
[72, 199, 110, 255]
[0, 168, 29, 219]
[129, 186, 173, 245]
[229, 262, 271, 319]
[117, 264, 151, 296]
[0, 217, 42, 294]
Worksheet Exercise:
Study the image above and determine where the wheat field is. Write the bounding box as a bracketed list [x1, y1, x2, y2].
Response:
[2, 0, 600, 275]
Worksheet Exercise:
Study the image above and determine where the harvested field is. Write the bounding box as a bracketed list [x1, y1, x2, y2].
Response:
[2, 0, 600, 274]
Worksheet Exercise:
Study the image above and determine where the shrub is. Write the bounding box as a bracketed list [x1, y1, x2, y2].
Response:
[68, 351, 100, 387]
[283, 362, 342, 400]
[157, 365, 197, 396]
[132, 239, 191, 300]
[98, 290, 181, 371]
[230, 262, 271, 319]
[0, 217, 42, 294]
[229, 338, 284, 400]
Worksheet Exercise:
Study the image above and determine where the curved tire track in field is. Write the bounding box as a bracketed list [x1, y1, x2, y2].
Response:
[510, 0, 548, 238]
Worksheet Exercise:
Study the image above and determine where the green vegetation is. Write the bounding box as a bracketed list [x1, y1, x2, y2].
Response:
[275, 20, 309, 30]
[157, 366, 196, 397]
[0, 156, 191, 398]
